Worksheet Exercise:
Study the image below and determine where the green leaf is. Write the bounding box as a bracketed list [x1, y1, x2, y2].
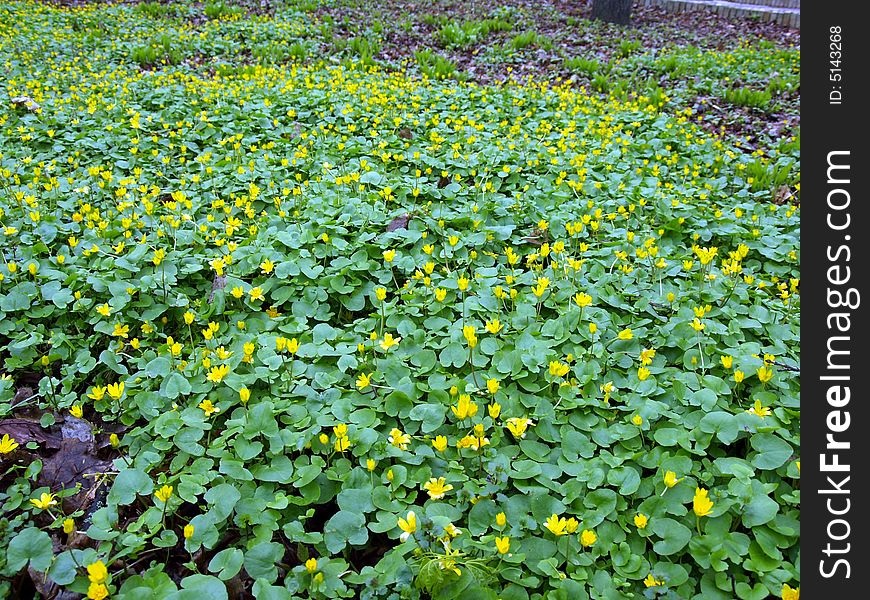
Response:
[146, 356, 172, 378]
[244, 542, 285, 583]
[750, 433, 793, 469]
[109, 468, 154, 506]
[6, 527, 53, 572]
[741, 494, 779, 527]
[204, 484, 241, 521]
[161, 372, 191, 399]
[208, 548, 244, 581]
[324, 510, 368, 553]
[651, 518, 692, 555]
[168, 574, 228, 600]
[408, 403, 446, 433]
[699, 411, 739, 444]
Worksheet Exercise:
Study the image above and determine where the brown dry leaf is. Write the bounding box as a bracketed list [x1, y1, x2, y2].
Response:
[522, 228, 550, 247]
[0, 418, 62, 449]
[386, 213, 412, 232]
[773, 185, 793, 205]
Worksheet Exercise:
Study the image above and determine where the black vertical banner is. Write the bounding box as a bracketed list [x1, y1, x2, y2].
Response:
[803, 2, 867, 595]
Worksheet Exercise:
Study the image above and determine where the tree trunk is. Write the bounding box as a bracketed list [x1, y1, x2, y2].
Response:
[591, 0, 633, 25]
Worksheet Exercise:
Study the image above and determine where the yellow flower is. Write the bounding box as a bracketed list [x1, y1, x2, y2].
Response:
[544, 514, 568, 536]
[382, 250, 396, 263]
[488, 402, 501, 419]
[356, 372, 372, 390]
[643, 574, 665, 588]
[422, 477, 453, 499]
[486, 379, 500, 395]
[548, 361, 570, 377]
[249, 287, 265, 301]
[109, 433, 119, 448]
[335, 437, 351, 452]
[375, 287, 387, 301]
[432, 435, 448, 452]
[457, 275, 469, 291]
[434, 288, 447, 301]
[495, 512, 507, 527]
[0, 434, 20, 454]
[30, 492, 57, 510]
[693, 487, 714, 517]
[155, 485, 173, 503]
[87, 560, 109, 586]
[637, 367, 650, 381]
[631, 414, 643, 426]
[505, 416, 534, 439]
[260, 259, 275, 274]
[379, 333, 399, 350]
[690, 318, 705, 332]
[198, 399, 219, 417]
[484, 319, 503, 334]
[634, 513, 648, 529]
[388, 427, 411, 450]
[617, 328, 633, 340]
[398, 510, 417, 541]
[663, 470, 684, 489]
[734, 370, 745, 383]
[106, 381, 124, 400]
[184, 524, 195, 539]
[574, 292, 592, 308]
[111, 323, 129, 338]
[746, 398, 771, 418]
[305, 558, 318, 574]
[495, 536, 510, 554]
[580, 529, 597, 547]
[87, 582, 109, 600]
[451, 394, 478, 420]
[231, 286, 244, 299]
[720, 355, 733, 369]
[565, 518, 579, 534]
[152, 248, 166, 266]
[206, 364, 230, 383]
[97, 303, 111, 317]
[462, 325, 477, 348]
[639, 348, 656, 366]
[239, 387, 251, 405]
[589, 322, 598, 334]
[63, 518, 75, 534]
[366, 459, 376, 471]
[781, 583, 800, 600]
[70, 404, 84, 418]
[757, 365, 774, 383]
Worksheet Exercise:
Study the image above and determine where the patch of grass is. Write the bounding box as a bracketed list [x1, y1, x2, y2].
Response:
[745, 156, 797, 195]
[723, 86, 772, 110]
[618, 39, 641, 57]
[437, 18, 513, 49]
[347, 35, 381, 65]
[131, 34, 182, 66]
[766, 77, 794, 95]
[133, 2, 177, 19]
[204, 1, 242, 20]
[564, 56, 602, 76]
[508, 30, 550, 51]
[415, 48, 465, 81]
[251, 41, 307, 63]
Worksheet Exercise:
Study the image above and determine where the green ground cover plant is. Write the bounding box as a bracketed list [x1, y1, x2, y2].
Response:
[0, 1, 799, 599]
